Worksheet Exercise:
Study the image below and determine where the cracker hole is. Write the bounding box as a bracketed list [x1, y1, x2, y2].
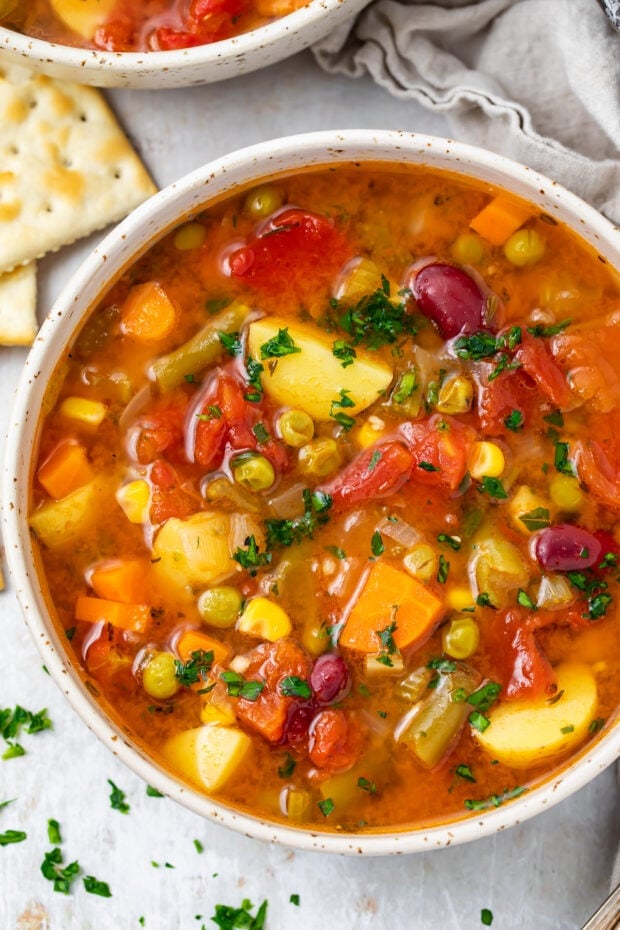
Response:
[45, 205, 53, 213]
[28, 99, 38, 110]
[79, 113, 88, 122]
[113, 169, 122, 179]
[9, 145, 18, 155]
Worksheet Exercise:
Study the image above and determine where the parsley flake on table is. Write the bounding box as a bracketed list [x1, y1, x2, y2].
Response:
[0, 829, 27, 846]
[108, 779, 130, 814]
[481, 907, 494, 926]
[289, 894, 300, 906]
[193, 838, 204, 854]
[47, 818, 62, 844]
[41, 847, 81, 894]
[0, 705, 53, 760]
[146, 785, 164, 798]
[83, 875, 112, 897]
[211, 897, 268, 930]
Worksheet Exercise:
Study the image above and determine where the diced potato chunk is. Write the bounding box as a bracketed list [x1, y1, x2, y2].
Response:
[237, 597, 292, 641]
[50, 0, 117, 39]
[476, 662, 598, 768]
[247, 317, 393, 421]
[29, 478, 105, 549]
[163, 725, 251, 792]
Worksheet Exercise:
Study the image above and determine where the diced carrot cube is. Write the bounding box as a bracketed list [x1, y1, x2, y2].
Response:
[89, 559, 149, 605]
[470, 193, 534, 246]
[37, 439, 93, 500]
[175, 628, 230, 668]
[339, 561, 445, 654]
[75, 595, 150, 633]
[120, 281, 177, 343]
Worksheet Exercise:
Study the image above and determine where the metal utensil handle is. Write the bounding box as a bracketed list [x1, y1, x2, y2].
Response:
[582, 884, 620, 930]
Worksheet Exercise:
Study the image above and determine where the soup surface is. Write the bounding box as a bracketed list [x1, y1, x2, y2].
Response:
[31, 163, 620, 832]
[0, 0, 308, 51]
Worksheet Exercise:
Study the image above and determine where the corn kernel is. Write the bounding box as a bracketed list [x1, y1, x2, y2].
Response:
[403, 543, 437, 582]
[116, 479, 150, 524]
[237, 597, 292, 641]
[437, 376, 473, 415]
[200, 698, 236, 728]
[174, 222, 207, 251]
[445, 586, 475, 611]
[509, 485, 551, 534]
[356, 419, 386, 449]
[59, 396, 107, 428]
[468, 441, 505, 479]
[549, 474, 584, 511]
[302, 618, 330, 657]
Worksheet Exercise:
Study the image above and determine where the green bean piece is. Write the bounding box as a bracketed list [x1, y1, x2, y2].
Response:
[150, 301, 250, 392]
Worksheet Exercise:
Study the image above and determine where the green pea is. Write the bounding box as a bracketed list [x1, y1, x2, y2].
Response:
[142, 652, 179, 700]
[442, 617, 480, 660]
[232, 452, 275, 491]
[298, 438, 340, 477]
[450, 233, 485, 266]
[244, 185, 284, 218]
[278, 409, 315, 447]
[198, 586, 243, 628]
[504, 229, 546, 267]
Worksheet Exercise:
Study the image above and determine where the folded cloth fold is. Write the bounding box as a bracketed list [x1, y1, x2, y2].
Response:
[312, 0, 620, 223]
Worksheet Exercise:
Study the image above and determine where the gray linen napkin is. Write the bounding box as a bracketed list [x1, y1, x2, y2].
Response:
[311, 0, 620, 224]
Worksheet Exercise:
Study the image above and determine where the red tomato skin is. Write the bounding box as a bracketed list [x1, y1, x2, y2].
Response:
[308, 709, 362, 773]
[574, 440, 620, 512]
[514, 335, 572, 409]
[134, 390, 190, 465]
[399, 414, 475, 490]
[319, 440, 414, 512]
[493, 609, 557, 700]
[155, 28, 206, 50]
[149, 459, 199, 524]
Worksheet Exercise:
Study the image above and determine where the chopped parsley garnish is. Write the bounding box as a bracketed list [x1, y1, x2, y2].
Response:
[244, 357, 264, 402]
[220, 671, 265, 701]
[218, 330, 242, 356]
[65, 626, 76, 641]
[265, 489, 332, 549]
[290, 894, 300, 906]
[196, 405, 222, 421]
[83, 875, 112, 898]
[335, 283, 417, 351]
[174, 649, 214, 687]
[476, 592, 493, 607]
[232, 535, 272, 575]
[598, 552, 618, 570]
[589, 717, 605, 733]
[279, 677, 312, 700]
[560, 724, 575, 734]
[357, 777, 377, 794]
[278, 753, 297, 779]
[332, 339, 357, 368]
[330, 389, 356, 430]
[259, 327, 301, 359]
[437, 533, 461, 551]
[317, 797, 335, 817]
[108, 779, 130, 815]
[527, 318, 571, 338]
[488, 352, 521, 382]
[454, 330, 499, 360]
[146, 785, 164, 798]
[211, 898, 268, 930]
[464, 785, 527, 811]
[481, 908, 494, 926]
[554, 441, 575, 476]
[0, 705, 53, 760]
[193, 839, 204, 854]
[376, 621, 398, 661]
[47, 819, 62, 844]
[467, 682, 501, 714]
[504, 409, 524, 432]
[518, 506, 550, 532]
[418, 461, 440, 472]
[252, 422, 270, 444]
[0, 829, 27, 846]
[206, 298, 231, 315]
[517, 589, 537, 610]
[332, 412, 356, 431]
[427, 657, 457, 673]
[437, 554, 450, 584]
[480, 476, 508, 499]
[587, 592, 613, 619]
[325, 545, 346, 559]
[544, 410, 564, 427]
[41, 847, 81, 894]
[468, 711, 491, 733]
[455, 763, 476, 783]
[392, 369, 417, 405]
[371, 530, 384, 557]
[368, 449, 382, 471]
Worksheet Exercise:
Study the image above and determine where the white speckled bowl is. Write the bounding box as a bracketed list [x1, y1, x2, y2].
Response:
[0, 0, 367, 88]
[4, 130, 620, 854]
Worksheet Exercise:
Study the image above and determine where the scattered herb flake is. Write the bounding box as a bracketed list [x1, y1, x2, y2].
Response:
[469, 710, 491, 733]
[278, 753, 297, 779]
[589, 718, 605, 733]
[325, 545, 346, 560]
[357, 777, 377, 794]
[0, 829, 27, 846]
[332, 339, 356, 368]
[418, 460, 440, 472]
[480, 476, 508, 499]
[211, 898, 268, 930]
[527, 319, 571, 338]
[371, 530, 384, 557]
[455, 764, 476, 783]
[517, 589, 537, 610]
[437, 553, 450, 584]
[289, 894, 300, 906]
[464, 785, 527, 811]
[317, 798, 335, 817]
[468, 682, 501, 713]
[232, 535, 272, 575]
[83, 875, 112, 898]
[519, 507, 550, 532]
[279, 677, 312, 700]
[252, 422, 270, 444]
[218, 330, 242, 357]
[41, 847, 81, 894]
[146, 785, 164, 798]
[259, 328, 301, 359]
[193, 839, 204, 854]
[47, 819, 62, 844]
[504, 409, 524, 432]
[481, 908, 494, 926]
[220, 671, 265, 702]
[336, 285, 417, 352]
[554, 441, 575, 476]
[437, 533, 461, 551]
[108, 779, 130, 815]
[427, 657, 457, 673]
[175, 649, 214, 688]
[560, 724, 575, 734]
[392, 369, 417, 405]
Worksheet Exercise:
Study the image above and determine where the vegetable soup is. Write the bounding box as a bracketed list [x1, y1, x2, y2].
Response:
[0, 0, 309, 52]
[30, 164, 620, 832]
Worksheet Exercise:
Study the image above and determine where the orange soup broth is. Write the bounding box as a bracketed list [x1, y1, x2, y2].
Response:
[32, 163, 620, 833]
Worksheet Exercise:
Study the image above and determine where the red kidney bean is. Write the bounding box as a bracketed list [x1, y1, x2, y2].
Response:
[281, 701, 316, 745]
[310, 654, 352, 705]
[533, 524, 602, 571]
[411, 262, 486, 339]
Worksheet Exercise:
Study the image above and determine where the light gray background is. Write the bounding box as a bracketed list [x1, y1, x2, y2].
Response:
[1, 50, 618, 930]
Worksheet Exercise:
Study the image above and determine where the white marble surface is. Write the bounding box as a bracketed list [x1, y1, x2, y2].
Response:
[1, 49, 618, 930]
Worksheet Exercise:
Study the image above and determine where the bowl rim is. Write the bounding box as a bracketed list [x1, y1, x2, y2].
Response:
[0, 0, 350, 74]
[4, 129, 620, 856]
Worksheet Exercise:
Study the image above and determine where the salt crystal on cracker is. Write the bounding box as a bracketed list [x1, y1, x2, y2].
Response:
[0, 63, 157, 275]
[0, 262, 36, 346]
